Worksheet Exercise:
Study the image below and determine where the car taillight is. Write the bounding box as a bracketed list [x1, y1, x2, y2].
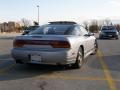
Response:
[13, 40, 25, 47]
[13, 40, 70, 48]
[51, 41, 70, 48]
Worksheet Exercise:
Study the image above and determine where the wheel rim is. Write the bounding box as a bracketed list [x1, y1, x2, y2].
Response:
[94, 42, 98, 52]
[77, 49, 83, 66]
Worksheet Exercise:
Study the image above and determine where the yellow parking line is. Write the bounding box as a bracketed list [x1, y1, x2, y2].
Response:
[97, 50, 116, 90]
[38, 74, 120, 82]
[38, 75, 106, 81]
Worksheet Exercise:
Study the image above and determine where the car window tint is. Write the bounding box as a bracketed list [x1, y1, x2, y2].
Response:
[29, 25, 74, 35]
[72, 27, 82, 36]
[79, 26, 88, 35]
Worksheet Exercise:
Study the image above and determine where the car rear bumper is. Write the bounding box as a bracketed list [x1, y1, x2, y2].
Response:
[11, 48, 76, 65]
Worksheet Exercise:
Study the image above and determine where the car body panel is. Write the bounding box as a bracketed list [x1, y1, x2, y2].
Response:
[99, 26, 119, 39]
[11, 22, 96, 65]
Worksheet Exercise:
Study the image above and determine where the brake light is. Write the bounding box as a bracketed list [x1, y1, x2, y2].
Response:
[13, 40, 25, 47]
[13, 40, 70, 48]
[51, 41, 70, 48]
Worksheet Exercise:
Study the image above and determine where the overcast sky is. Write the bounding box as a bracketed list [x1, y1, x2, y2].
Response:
[0, 0, 120, 24]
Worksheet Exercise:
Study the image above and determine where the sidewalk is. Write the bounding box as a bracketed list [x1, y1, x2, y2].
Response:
[0, 32, 22, 39]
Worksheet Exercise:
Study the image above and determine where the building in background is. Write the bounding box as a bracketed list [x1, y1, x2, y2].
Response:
[0, 22, 21, 33]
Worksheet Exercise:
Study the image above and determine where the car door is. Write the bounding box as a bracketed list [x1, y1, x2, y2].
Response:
[79, 26, 94, 54]
[74, 26, 89, 55]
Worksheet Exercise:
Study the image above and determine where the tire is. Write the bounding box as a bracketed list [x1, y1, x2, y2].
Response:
[91, 40, 98, 55]
[15, 59, 23, 64]
[72, 47, 84, 69]
[116, 37, 119, 40]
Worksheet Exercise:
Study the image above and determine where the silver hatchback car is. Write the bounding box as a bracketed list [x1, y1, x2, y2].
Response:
[11, 21, 98, 68]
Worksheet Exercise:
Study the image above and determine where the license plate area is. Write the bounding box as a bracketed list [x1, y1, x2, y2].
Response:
[30, 54, 42, 63]
[108, 35, 113, 37]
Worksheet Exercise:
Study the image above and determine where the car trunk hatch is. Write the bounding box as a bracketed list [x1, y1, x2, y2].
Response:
[13, 35, 71, 50]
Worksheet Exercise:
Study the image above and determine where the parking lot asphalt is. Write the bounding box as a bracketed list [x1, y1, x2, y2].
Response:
[0, 36, 120, 90]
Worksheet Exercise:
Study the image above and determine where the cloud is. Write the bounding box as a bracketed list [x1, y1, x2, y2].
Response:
[108, 0, 120, 7]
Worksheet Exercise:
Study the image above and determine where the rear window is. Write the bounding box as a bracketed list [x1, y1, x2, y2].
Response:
[29, 25, 74, 35]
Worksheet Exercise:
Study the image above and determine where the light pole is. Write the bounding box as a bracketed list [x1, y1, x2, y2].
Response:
[37, 5, 39, 25]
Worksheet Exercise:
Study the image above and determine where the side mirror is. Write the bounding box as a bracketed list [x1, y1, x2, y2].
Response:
[90, 33, 94, 36]
[84, 33, 94, 37]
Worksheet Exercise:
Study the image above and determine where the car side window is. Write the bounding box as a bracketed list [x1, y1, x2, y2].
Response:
[69, 27, 81, 36]
[72, 27, 82, 36]
[64, 26, 81, 35]
[79, 26, 88, 35]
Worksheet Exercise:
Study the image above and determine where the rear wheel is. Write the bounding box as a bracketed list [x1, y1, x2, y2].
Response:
[72, 47, 84, 69]
[15, 59, 23, 64]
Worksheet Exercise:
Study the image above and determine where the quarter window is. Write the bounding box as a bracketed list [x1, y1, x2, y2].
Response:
[79, 26, 88, 35]
[73, 27, 82, 36]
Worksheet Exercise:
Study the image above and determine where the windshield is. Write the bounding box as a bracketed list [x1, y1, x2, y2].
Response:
[102, 26, 116, 31]
[29, 25, 74, 35]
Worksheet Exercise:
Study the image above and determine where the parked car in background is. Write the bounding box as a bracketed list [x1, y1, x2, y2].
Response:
[99, 26, 119, 39]
[11, 21, 98, 69]
[22, 25, 40, 35]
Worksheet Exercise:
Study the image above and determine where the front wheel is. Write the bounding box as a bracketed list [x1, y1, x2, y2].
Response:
[72, 47, 84, 69]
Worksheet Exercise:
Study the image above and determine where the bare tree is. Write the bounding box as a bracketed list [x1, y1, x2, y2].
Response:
[83, 21, 89, 31]
[103, 19, 112, 26]
[89, 20, 99, 33]
[115, 24, 120, 32]
[21, 18, 31, 28]
[90, 20, 98, 25]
